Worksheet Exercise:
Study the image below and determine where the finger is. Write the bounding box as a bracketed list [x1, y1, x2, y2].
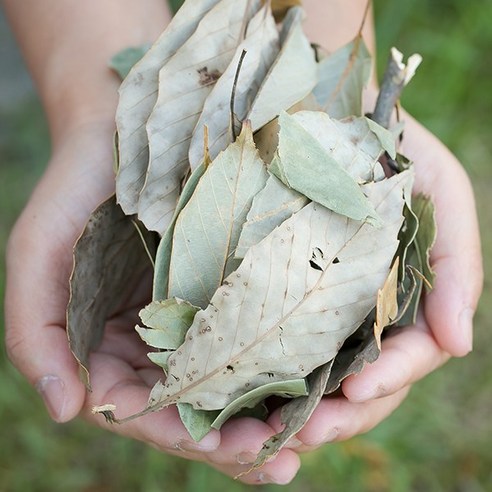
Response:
[211, 449, 301, 485]
[5, 222, 86, 423]
[268, 387, 410, 452]
[341, 315, 449, 403]
[84, 352, 220, 454]
[402, 115, 483, 356]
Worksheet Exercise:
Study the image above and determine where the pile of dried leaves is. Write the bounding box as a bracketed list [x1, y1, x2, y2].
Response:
[67, 0, 436, 471]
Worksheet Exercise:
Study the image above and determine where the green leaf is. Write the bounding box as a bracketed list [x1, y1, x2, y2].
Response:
[67, 195, 154, 389]
[167, 124, 268, 308]
[115, 0, 223, 215]
[270, 112, 381, 224]
[153, 160, 207, 301]
[109, 44, 151, 80]
[211, 379, 308, 430]
[177, 403, 220, 442]
[289, 111, 394, 183]
[313, 35, 372, 118]
[136, 298, 199, 350]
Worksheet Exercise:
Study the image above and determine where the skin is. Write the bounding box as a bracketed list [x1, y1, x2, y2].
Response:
[2, 0, 483, 485]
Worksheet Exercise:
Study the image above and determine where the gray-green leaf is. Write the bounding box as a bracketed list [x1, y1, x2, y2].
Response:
[136, 298, 199, 350]
[144, 170, 411, 411]
[313, 35, 371, 118]
[235, 174, 308, 258]
[115, 0, 223, 215]
[188, 4, 279, 170]
[269, 112, 381, 224]
[139, 0, 262, 233]
[167, 124, 268, 308]
[247, 7, 317, 130]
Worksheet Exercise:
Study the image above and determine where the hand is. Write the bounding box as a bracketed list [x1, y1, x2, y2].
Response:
[262, 114, 483, 469]
[4, 120, 304, 485]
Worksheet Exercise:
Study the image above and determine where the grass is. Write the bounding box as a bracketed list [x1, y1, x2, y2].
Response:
[1, 1, 491, 490]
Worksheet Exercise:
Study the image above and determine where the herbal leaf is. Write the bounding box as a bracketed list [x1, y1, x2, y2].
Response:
[313, 35, 372, 118]
[67, 196, 154, 388]
[411, 193, 437, 290]
[211, 379, 308, 430]
[139, 0, 262, 233]
[143, 170, 410, 412]
[168, 124, 268, 308]
[152, 161, 207, 301]
[235, 174, 308, 258]
[177, 403, 220, 441]
[188, 4, 279, 170]
[249, 363, 333, 471]
[291, 111, 392, 182]
[115, 0, 223, 214]
[247, 7, 317, 131]
[136, 298, 199, 350]
[374, 258, 399, 349]
[269, 112, 381, 224]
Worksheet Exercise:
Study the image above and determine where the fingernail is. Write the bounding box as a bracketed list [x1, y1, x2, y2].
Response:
[285, 436, 303, 449]
[257, 472, 289, 485]
[176, 432, 219, 452]
[36, 375, 66, 422]
[236, 451, 257, 465]
[459, 308, 474, 353]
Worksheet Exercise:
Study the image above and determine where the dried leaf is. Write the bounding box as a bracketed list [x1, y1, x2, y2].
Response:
[177, 403, 220, 441]
[269, 112, 381, 224]
[142, 170, 410, 412]
[248, 362, 334, 471]
[235, 174, 308, 258]
[313, 35, 372, 118]
[411, 193, 437, 290]
[396, 193, 437, 326]
[291, 111, 392, 182]
[152, 160, 207, 301]
[373, 258, 399, 349]
[139, 0, 262, 233]
[211, 379, 308, 430]
[136, 298, 199, 350]
[324, 315, 380, 395]
[115, 0, 223, 214]
[247, 7, 317, 131]
[109, 44, 151, 80]
[188, 4, 279, 170]
[67, 196, 154, 388]
[167, 124, 268, 308]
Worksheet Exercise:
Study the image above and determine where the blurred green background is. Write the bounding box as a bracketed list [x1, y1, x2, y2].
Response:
[1, 1, 491, 490]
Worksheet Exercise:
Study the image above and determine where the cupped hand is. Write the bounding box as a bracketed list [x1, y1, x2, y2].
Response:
[265, 113, 483, 464]
[4, 113, 483, 486]
[4, 121, 303, 485]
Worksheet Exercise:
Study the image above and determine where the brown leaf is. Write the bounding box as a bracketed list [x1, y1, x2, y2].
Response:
[67, 195, 155, 389]
[373, 257, 399, 350]
[269, 0, 302, 22]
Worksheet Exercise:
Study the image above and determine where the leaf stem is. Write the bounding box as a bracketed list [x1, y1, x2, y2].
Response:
[371, 48, 422, 129]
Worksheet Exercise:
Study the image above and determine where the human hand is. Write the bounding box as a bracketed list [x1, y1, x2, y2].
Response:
[4, 120, 306, 485]
[259, 113, 483, 470]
